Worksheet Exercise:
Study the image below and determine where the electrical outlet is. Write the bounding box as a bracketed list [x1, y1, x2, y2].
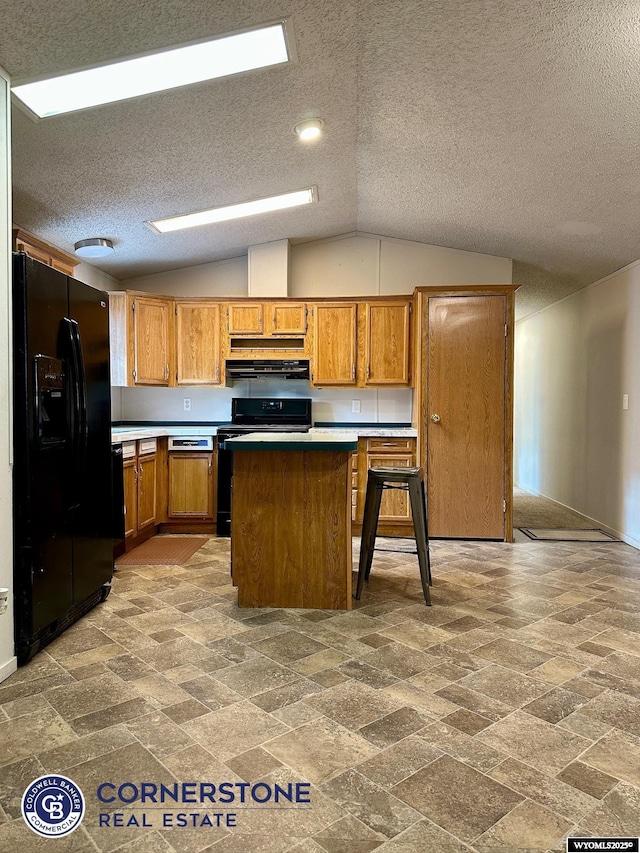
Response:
[183, 398, 191, 411]
[351, 400, 361, 413]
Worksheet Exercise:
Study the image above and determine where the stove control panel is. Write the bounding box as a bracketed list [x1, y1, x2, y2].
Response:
[168, 436, 214, 451]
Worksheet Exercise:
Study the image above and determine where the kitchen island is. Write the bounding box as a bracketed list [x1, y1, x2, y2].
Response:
[225, 432, 358, 610]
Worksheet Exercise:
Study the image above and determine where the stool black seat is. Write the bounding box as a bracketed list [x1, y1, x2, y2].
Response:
[355, 466, 432, 605]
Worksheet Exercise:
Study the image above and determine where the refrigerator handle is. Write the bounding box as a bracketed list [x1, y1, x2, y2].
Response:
[62, 317, 88, 483]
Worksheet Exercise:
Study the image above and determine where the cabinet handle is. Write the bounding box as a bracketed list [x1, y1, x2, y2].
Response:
[208, 463, 213, 475]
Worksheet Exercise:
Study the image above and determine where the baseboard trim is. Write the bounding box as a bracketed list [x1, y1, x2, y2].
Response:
[515, 484, 639, 551]
[0, 656, 17, 683]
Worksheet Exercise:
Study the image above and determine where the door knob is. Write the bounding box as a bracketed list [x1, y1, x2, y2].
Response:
[430, 413, 441, 423]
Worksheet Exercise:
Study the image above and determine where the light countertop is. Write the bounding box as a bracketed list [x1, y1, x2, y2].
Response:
[112, 424, 416, 444]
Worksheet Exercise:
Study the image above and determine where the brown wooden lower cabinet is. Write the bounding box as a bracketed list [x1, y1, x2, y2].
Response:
[352, 437, 417, 536]
[137, 452, 157, 531]
[121, 440, 158, 549]
[123, 456, 138, 540]
[168, 452, 214, 519]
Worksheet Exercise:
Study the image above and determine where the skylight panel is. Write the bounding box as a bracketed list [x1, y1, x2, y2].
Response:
[12, 23, 290, 117]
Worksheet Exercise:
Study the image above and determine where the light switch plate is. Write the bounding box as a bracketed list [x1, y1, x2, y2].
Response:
[351, 400, 361, 413]
[623, 394, 629, 410]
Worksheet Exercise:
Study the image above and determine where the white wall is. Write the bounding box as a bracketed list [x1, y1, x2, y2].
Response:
[515, 261, 640, 548]
[120, 383, 413, 426]
[121, 255, 248, 296]
[0, 66, 16, 682]
[118, 232, 509, 426]
[122, 233, 512, 297]
[74, 260, 119, 292]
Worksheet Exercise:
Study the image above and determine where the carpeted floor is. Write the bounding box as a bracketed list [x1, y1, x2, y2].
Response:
[512, 488, 595, 530]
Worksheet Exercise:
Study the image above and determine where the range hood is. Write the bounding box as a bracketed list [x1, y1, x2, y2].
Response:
[225, 359, 310, 380]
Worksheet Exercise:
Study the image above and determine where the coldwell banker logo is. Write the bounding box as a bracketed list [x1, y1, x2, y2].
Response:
[21, 774, 85, 837]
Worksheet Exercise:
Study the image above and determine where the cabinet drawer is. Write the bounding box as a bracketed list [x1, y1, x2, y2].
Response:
[366, 437, 415, 453]
[122, 441, 137, 460]
[138, 438, 157, 456]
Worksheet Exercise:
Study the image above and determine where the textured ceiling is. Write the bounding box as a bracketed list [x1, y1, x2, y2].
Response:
[4, 0, 640, 317]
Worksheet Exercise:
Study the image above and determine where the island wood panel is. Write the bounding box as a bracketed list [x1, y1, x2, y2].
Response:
[231, 449, 352, 609]
[427, 294, 506, 538]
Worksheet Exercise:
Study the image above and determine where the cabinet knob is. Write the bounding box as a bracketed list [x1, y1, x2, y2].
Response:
[430, 413, 441, 423]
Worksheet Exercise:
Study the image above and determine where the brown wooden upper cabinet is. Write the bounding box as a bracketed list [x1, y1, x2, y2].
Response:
[311, 303, 358, 385]
[176, 302, 221, 385]
[226, 301, 307, 336]
[13, 228, 79, 277]
[364, 301, 411, 385]
[109, 292, 174, 386]
[227, 303, 264, 335]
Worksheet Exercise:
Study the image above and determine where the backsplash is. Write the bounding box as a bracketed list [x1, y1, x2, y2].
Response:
[117, 382, 413, 425]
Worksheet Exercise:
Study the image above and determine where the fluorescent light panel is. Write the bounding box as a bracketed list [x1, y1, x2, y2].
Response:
[12, 23, 289, 117]
[148, 188, 317, 233]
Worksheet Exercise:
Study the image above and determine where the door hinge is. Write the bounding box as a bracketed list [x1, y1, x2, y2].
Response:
[131, 301, 135, 311]
[409, 302, 413, 314]
[132, 369, 137, 381]
[503, 499, 506, 512]
[505, 324, 508, 337]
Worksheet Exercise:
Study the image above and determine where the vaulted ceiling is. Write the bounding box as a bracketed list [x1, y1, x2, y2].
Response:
[3, 1, 640, 318]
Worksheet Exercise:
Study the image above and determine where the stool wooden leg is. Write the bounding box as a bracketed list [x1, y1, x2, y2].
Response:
[408, 477, 431, 606]
[355, 478, 383, 599]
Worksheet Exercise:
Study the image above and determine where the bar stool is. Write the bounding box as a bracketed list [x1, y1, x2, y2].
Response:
[355, 466, 432, 605]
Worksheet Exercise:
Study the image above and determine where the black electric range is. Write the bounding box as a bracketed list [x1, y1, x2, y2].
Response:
[216, 398, 312, 535]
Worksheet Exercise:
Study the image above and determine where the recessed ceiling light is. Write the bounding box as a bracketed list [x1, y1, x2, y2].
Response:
[74, 238, 115, 258]
[147, 187, 317, 234]
[12, 23, 291, 118]
[294, 118, 324, 140]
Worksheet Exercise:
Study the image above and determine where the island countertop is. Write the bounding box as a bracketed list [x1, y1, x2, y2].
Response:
[225, 432, 358, 452]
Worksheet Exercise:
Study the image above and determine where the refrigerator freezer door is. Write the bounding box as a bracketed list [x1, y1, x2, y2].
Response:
[12, 255, 74, 644]
[67, 278, 113, 602]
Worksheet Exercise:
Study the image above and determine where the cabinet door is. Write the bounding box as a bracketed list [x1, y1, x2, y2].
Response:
[123, 458, 138, 539]
[176, 302, 221, 385]
[365, 302, 411, 385]
[312, 303, 357, 385]
[427, 294, 506, 538]
[168, 453, 214, 519]
[137, 454, 157, 530]
[132, 297, 172, 385]
[366, 454, 413, 522]
[271, 302, 307, 334]
[227, 303, 264, 335]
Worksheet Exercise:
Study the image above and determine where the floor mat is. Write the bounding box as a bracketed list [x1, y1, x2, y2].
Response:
[115, 536, 209, 566]
[519, 528, 620, 542]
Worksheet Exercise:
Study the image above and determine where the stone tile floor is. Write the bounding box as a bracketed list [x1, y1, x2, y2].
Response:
[1, 536, 640, 852]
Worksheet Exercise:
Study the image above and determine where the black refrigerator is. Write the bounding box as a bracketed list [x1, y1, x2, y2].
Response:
[12, 253, 113, 664]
